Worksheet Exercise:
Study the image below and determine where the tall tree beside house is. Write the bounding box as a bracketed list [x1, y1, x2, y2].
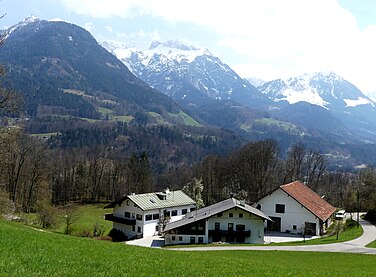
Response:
[126, 152, 152, 194]
[183, 177, 204, 208]
[303, 149, 327, 191]
[359, 167, 376, 211]
[284, 142, 306, 183]
[234, 139, 279, 201]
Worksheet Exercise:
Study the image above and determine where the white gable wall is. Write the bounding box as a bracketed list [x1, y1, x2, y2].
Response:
[207, 208, 265, 244]
[165, 207, 266, 245]
[257, 188, 321, 235]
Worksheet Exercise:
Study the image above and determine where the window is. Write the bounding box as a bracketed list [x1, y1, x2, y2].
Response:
[182, 209, 188, 215]
[215, 222, 220, 230]
[198, 237, 204, 244]
[190, 237, 195, 244]
[236, 224, 245, 231]
[132, 225, 135, 232]
[145, 214, 152, 221]
[190, 207, 196, 212]
[136, 214, 142, 221]
[126, 200, 129, 206]
[217, 212, 223, 217]
[228, 223, 234, 231]
[275, 204, 285, 213]
[137, 226, 141, 233]
[179, 236, 183, 241]
[172, 236, 176, 241]
[239, 213, 243, 218]
[153, 213, 160, 220]
[164, 210, 171, 217]
[229, 213, 233, 218]
[171, 210, 178, 216]
[156, 225, 159, 232]
[293, 225, 297, 230]
[124, 212, 131, 218]
[131, 213, 135, 219]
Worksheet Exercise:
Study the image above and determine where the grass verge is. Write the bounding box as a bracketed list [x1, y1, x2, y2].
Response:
[367, 240, 376, 248]
[1, 219, 376, 276]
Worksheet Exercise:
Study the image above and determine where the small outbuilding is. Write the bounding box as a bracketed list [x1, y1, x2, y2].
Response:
[164, 198, 271, 245]
[254, 181, 336, 236]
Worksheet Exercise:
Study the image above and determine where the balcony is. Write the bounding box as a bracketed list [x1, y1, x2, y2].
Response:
[105, 214, 136, 225]
[208, 229, 251, 237]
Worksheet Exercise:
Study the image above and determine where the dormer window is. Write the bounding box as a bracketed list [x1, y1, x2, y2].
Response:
[156, 193, 167, 200]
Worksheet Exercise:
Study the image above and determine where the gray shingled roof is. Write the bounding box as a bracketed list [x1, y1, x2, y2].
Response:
[164, 198, 271, 232]
[104, 190, 195, 211]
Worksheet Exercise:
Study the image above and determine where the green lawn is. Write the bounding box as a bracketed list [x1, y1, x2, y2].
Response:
[255, 118, 298, 132]
[54, 203, 112, 236]
[168, 111, 203, 127]
[269, 219, 363, 246]
[1, 220, 375, 276]
[111, 115, 134, 123]
[98, 107, 115, 116]
[367, 240, 376, 248]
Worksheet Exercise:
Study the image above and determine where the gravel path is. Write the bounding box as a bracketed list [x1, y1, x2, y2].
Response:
[170, 218, 376, 254]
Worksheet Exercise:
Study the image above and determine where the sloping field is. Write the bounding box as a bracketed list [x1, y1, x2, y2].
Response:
[1, 220, 375, 276]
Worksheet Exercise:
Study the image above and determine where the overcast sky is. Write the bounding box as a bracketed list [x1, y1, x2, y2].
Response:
[1, 0, 376, 93]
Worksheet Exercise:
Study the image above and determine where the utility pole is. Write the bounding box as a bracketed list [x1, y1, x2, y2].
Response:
[356, 188, 359, 228]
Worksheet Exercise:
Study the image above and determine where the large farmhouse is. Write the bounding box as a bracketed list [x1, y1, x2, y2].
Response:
[255, 181, 336, 236]
[163, 198, 271, 245]
[104, 189, 196, 239]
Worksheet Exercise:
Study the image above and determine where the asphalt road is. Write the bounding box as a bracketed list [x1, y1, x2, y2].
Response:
[171, 218, 376, 254]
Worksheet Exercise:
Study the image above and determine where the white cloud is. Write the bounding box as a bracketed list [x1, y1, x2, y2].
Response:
[59, 0, 376, 92]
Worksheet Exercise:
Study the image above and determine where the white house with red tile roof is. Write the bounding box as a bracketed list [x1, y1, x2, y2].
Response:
[254, 181, 336, 236]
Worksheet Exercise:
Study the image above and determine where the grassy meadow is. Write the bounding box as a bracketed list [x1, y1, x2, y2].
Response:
[1, 219, 376, 276]
[53, 204, 112, 236]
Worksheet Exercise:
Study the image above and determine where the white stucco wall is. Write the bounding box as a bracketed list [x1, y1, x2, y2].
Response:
[207, 207, 265, 244]
[111, 200, 195, 238]
[256, 189, 321, 235]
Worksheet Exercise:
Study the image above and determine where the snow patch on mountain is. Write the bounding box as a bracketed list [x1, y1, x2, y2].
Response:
[4, 15, 40, 39]
[344, 97, 374, 107]
[281, 88, 329, 107]
[247, 77, 266, 88]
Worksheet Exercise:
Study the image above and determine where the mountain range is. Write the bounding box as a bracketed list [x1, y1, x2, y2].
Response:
[3, 17, 376, 167]
[103, 39, 376, 144]
[0, 16, 186, 125]
[101, 40, 268, 109]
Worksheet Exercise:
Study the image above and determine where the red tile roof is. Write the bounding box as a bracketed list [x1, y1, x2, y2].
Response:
[280, 181, 336, 221]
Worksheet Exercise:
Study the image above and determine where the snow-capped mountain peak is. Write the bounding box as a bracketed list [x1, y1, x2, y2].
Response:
[4, 15, 40, 39]
[259, 71, 374, 109]
[101, 39, 264, 106]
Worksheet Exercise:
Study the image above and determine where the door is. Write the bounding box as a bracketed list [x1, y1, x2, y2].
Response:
[305, 222, 316, 236]
[227, 223, 234, 242]
[267, 217, 281, 232]
[212, 222, 221, 242]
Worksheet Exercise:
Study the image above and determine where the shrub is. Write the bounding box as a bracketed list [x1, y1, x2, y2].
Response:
[364, 209, 376, 224]
[35, 201, 58, 229]
[108, 228, 127, 242]
[93, 222, 106, 237]
[76, 228, 92, 238]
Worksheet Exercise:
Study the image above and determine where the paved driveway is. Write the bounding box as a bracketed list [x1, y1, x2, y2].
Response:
[171, 218, 376, 254]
